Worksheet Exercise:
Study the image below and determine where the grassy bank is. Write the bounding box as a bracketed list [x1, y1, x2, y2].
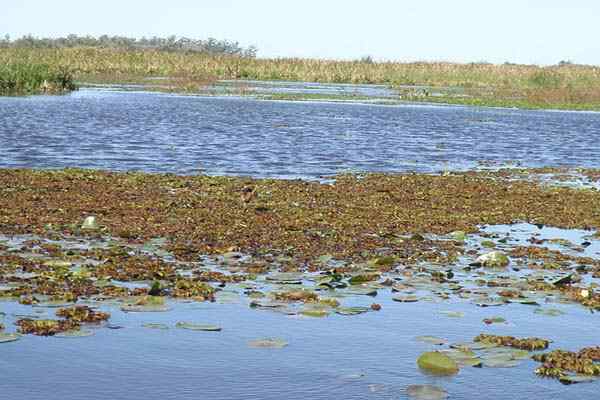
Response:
[2, 47, 600, 109]
[0, 62, 76, 95]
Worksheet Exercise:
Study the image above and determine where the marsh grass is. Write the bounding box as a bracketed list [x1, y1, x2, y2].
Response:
[0, 62, 76, 95]
[2, 47, 600, 108]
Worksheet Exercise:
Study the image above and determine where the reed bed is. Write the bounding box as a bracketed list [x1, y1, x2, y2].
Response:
[0, 62, 76, 95]
[2, 47, 600, 108]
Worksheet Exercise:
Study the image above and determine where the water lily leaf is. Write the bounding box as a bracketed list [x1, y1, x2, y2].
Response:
[175, 322, 221, 331]
[142, 323, 169, 330]
[559, 375, 598, 385]
[120, 304, 171, 312]
[248, 338, 288, 348]
[0, 333, 20, 343]
[407, 384, 448, 400]
[415, 336, 448, 345]
[483, 317, 506, 324]
[265, 273, 303, 284]
[393, 295, 419, 303]
[300, 309, 329, 318]
[55, 329, 95, 338]
[481, 357, 521, 368]
[345, 287, 378, 296]
[474, 300, 506, 307]
[335, 307, 370, 316]
[506, 298, 539, 306]
[449, 231, 466, 242]
[476, 251, 509, 268]
[439, 311, 465, 318]
[534, 308, 565, 317]
[42, 260, 72, 268]
[417, 351, 459, 375]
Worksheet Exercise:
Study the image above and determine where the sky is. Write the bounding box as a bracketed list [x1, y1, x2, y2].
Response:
[2, 0, 599, 65]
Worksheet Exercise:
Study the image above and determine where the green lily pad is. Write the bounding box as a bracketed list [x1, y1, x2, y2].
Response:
[483, 317, 506, 324]
[481, 240, 496, 248]
[300, 309, 329, 318]
[449, 231, 467, 242]
[439, 311, 465, 318]
[142, 323, 169, 330]
[393, 295, 419, 303]
[534, 308, 565, 317]
[345, 287, 378, 296]
[120, 304, 172, 312]
[265, 273, 303, 284]
[417, 351, 459, 376]
[415, 336, 448, 346]
[175, 322, 221, 331]
[248, 338, 288, 348]
[481, 357, 521, 368]
[42, 260, 73, 268]
[55, 330, 95, 338]
[0, 333, 20, 343]
[559, 375, 598, 385]
[407, 385, 448, 400]
[476, 251, 509, 268]
[335, 307, 370, 316]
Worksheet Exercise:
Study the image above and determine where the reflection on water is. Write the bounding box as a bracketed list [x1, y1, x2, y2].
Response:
[1, 88, 600, 179]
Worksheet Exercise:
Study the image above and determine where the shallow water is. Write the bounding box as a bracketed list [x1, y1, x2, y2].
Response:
[1, 88, 600, 179]
[2, 223, 600, 399]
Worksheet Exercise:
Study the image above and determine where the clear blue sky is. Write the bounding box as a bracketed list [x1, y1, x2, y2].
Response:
[3, 0, 599, 65]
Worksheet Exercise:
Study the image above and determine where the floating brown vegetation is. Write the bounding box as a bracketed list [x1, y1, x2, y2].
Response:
[16, 318, 79, 336]
[1, 169, 599, 263]
[56, 305, 110, 323]
[474, 334, 550, 351]
[171, 280, 215, 301]
[534, 348, 600, 378]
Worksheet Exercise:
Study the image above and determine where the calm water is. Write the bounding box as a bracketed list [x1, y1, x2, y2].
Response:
[2, 87, 600, 399]
[1, 88, 600, 178]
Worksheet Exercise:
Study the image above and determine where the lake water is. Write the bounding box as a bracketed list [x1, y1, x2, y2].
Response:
[1, 87, 600, 400]
[1, 88, 600, 179]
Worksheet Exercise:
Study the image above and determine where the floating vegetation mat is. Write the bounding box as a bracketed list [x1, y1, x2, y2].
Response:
[1, 168, 600, 390]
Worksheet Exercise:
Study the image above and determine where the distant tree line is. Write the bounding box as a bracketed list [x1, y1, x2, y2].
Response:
[0, 34, 257, 57]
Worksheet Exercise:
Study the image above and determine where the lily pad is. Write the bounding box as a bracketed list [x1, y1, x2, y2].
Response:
[55, 329, 95, 338]
[393, 295, 419, 303]
[415, 336, 448, 346]
[175, 322, 221, 331]
[120, 304, 172, 312]
[142, 323, 169, 330]
[248, 338, 288, 348]
[300, 309, 329, 318]
[559, 375, 598, 385]
[0, 333, 20, 343]
[407, 384, 448, 400]
[417, 351, 459, 375]
[265, 273, 303, 284]
[439, 311, 465, 318]
[534, 308, 565, 317]
[335, 307, 370, 316]
[476, 251, 510, 268]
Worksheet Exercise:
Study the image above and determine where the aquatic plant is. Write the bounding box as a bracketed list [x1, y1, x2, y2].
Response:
[0, 63, 76, 95]
[474, 334, 550, 351]
[56, 305, 110, 323]
[534, 349, 600, 378]
[16, 318, 79, 336]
